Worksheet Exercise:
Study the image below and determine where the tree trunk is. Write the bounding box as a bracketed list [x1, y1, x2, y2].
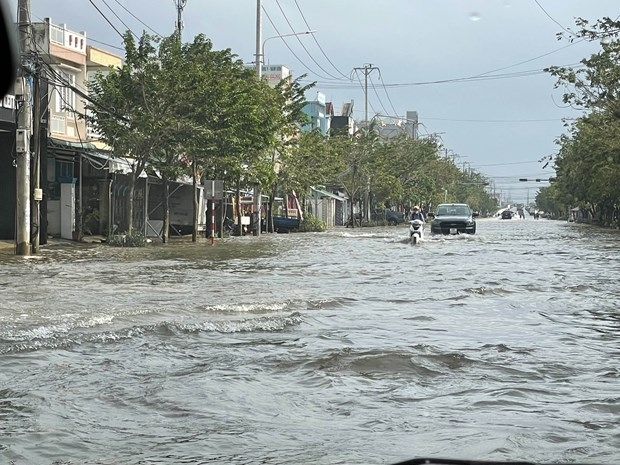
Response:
[349, 200, 355, 228]
[268, 183, 278, 233]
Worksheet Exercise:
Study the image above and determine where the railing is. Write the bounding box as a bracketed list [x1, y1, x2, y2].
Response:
[49, 23, 86, 54]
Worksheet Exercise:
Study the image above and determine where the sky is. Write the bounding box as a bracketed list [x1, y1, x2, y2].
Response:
[25, 0, 620, 204]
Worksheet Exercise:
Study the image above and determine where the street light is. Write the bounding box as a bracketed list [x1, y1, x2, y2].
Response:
[257, 31, 315, 79]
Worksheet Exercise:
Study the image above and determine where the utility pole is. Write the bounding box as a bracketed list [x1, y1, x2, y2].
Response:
[32, 61, 42, 253]
[16, 0, 32, 256]
[174, 0, 187, 37]
[253, 0, 262, 235]
[255, 0, 262, 78]
[353, 63, 379, 125]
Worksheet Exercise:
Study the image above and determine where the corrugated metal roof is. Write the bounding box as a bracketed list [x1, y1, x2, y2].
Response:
[311, 187, 347, 201]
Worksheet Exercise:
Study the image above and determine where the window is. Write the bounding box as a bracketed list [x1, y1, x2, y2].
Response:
[55, 71, 75, 114]
[50, 115, 66, 134]
[50, 25, 64, 45]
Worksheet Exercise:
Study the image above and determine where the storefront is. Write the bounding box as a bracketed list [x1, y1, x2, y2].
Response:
[0, 94, 16, 239]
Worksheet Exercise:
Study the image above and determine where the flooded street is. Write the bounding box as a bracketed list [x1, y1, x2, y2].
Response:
[1, 217, 619, 465]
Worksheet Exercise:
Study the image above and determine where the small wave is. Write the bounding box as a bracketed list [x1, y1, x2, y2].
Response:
[201, 301, 291, 314]
[0, 312, 304, 355]
[464, 287, 514, 296]
[200, 297, 353, 314]
[306, 347, 475, 379]
[336, 231, 387, 239]
[168, 312, 304, 333]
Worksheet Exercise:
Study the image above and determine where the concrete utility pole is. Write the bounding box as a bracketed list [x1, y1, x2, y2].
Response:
[253, 0, 262, 235]
[353, 63, 379, 124]
[16, 0, 32, 255]
[32, 62, 42, 253]
[255, 0, 262, 78]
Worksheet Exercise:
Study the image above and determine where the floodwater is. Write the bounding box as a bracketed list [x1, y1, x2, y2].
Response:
[0, 217, 619, 465]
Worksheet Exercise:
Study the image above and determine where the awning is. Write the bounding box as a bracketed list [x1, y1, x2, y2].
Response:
[79, 149, 142, 176]
[311, 187, 348, 202]
[48, 137, 98, 152]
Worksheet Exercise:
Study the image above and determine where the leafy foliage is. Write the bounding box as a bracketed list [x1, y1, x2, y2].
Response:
[542, 16, 620, 225]
[298, 213, 327, 232]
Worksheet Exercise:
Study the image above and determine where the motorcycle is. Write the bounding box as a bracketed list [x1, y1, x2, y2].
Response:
[409, 219, 425, 244]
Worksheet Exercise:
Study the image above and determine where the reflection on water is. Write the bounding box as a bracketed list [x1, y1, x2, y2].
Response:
[1, 218, 619, 464]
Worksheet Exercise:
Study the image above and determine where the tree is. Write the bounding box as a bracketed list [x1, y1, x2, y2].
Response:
[87, 32, 164, 236]
[260, 75, 314, 232]
[545, 17, 620, 225]
[168, 33, 281, 237]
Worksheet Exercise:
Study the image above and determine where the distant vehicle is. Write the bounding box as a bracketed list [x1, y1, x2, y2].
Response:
[385, 209, 405, 226]
[501, 209, 514, 220]
[272, 215, 300, 233]
[428, 203, 478, 235]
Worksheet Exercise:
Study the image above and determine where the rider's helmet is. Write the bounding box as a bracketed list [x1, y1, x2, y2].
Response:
[413, 205, 420, 210]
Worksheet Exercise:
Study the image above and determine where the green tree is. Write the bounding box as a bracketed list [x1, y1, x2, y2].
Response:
[545, 16, 620, 225]
[262, 76, 315, 232]
[86, 32, 163, 236]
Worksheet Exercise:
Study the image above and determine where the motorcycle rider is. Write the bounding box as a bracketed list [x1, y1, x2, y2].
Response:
[410, 205, 425, 222]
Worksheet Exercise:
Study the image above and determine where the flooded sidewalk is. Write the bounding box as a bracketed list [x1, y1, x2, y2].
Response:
[0, 235, 107, 256]
[0, 240, 14, 254]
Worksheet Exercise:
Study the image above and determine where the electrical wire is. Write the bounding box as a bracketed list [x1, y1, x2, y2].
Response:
[273, 0, 344, 80]
[87, 0, 125, 40]
[369, 75, 391, 117]
[113, 0, 162, 36]
[262, 5, 347, 82]
[377, 71, 399, 116]
[292, 0, 350, 80]
[532, 0, 573, 36]
[97, 0, 138, 39]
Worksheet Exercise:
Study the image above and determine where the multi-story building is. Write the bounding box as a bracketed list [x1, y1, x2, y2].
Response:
[30, 18, 89, 240]
[328, 100, 356, 136]
[34, 18, 88, 144]
[301, 91, 329, 135]
[261, 64, 292, 88]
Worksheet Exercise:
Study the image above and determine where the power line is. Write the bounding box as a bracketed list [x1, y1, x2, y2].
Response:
[292, 0, 350, 80]
[273, 0, 344, 81]
[261, 7, 337, 81]
[98, 0, 138, 39]
[532, 0, 573, 36]
[87, 0, 125, 39]
[112, 0, 162, 36]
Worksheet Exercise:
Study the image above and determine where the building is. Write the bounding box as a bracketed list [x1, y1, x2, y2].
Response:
[261, 64, 292, 88]
[301, 91, 329, 135]
[328, 100, 356, 136]
[374, 110, 419, 140]
[32, 18, 89, 240]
